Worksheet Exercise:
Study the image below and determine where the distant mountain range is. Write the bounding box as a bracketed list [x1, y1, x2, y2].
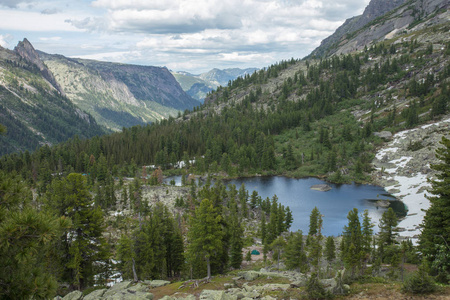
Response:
[172, 68, 258, 102]
[0, 39, 105, 155]
[0, 39, 201, 155]
[38, 50, 200, 131]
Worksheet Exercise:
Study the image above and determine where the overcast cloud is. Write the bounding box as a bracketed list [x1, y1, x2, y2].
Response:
[0, 0, 370, 73]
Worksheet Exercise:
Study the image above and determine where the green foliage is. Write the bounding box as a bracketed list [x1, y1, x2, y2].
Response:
[188, 199, 224, 279]
[419, 136, 450, 283]
[284, 231, 307, 271]
[0, 171, 66, 299]
[45, 173, 110, 289]
[378, 208, 398, 249]
[325, 236, 336, 262]
[402, 260, 436, 294]
[306, 273, 333, 299]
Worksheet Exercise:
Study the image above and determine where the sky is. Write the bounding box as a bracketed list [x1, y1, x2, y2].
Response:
[0, 0, 370, 74]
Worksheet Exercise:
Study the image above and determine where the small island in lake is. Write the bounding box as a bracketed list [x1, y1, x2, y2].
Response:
[310, 184, 332, 192]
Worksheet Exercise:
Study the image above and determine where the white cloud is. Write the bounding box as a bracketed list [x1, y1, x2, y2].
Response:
[39, 36, 61, 41]
[0, 0, 34, 8]
[0, 34, 13, 47]
[2, 0, 372, 73]
[0, 9, 82, 32]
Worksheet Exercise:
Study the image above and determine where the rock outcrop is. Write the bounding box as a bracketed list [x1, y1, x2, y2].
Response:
[309, 0, 448, 58]
[14, 38, 64, 95]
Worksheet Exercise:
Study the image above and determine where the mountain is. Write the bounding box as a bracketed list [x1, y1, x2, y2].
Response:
[172, 68, 258, 102]
[39, 52, 200, 131]
[199, 68, 259, 87]
[0, 41, 105, 156]
[309, 0, 409, 58]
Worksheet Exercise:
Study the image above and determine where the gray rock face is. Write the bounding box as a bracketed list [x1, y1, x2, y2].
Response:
[149, 280, 171, 288]
[83, 289, 107, 300]
[310, 0, 448, 57]
[14, 38, 64, 95]
[83, 281, 153, 300]
[200, 290, 225, 300]
[374, 131, 393, 140]
[310, 0, 407, 57]
[61, 290, 83, 300]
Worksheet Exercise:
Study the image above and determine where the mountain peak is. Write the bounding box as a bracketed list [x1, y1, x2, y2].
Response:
[14, 38, 64, 95]
[309, 0, 408, 58]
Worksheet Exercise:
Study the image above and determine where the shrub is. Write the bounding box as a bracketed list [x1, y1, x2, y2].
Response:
[306, 273, 333, 299]
[402, 262, 436, 294]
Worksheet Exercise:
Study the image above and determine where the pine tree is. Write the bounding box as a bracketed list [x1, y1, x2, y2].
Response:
[419, 136, 450, 283]
[361, 209, 374, 255]
[0, 171, 66, 299]
[188, 199, 223, 279]
[325, 236, 336, 262]
[285, 231, 307, 272]
[229, 213, 244, 269]
[341, 208, 363, 277]
[378, 207, 398, 248]
[45, 173, 110, 289]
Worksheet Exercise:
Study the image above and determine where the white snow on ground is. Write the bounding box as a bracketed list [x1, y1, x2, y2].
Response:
[375, 147, 399, 160]
[388, 174, 431, 240]
[389, 156, 413, 169]
[373, 116, 450, 243]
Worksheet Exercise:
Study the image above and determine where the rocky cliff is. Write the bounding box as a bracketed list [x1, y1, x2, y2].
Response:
[308, 0, 450, 58]
[0, 44, 105, 155]
[39, 52, 200, 130]
[14, 38, 64, 95]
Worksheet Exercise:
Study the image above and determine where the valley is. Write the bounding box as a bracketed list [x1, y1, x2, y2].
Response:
[0, 0, 449, 299]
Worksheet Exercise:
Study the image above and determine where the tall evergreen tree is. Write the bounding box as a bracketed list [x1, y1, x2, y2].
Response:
[419, 136, 450, 283]
[188, 199, 223, 279]
[341, 208, 363, 277]
[45, 173, 110, 290]
[0, 171, 66, 299]
[285, 231, 307, 272]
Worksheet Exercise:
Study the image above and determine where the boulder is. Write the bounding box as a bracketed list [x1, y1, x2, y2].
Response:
[374, 131, 393, 140]
[243, 271, 260, 281]
[103, 291, 153, 300]
[61, 291, 83, 300]
[150, 280, 171, 288]
[128, 283, 150, 293]
[199, 289, 225, 300]
[261, 296, 277, 300]
[83, 289, 107, 300]
[310, 184, 332, 192]
[262, 284, 290, 291]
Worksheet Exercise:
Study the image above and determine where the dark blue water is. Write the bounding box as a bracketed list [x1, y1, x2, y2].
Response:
[164, 176, 401, 236]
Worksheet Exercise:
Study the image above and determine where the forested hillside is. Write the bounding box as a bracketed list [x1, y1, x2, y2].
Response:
[0, 0, 449, 298]
[0, 43, 105, 156]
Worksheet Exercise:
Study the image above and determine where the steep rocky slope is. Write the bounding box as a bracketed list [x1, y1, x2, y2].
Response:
[39, 52, 200, 131]
[309, 0, 448, 58]
[0, 43, 105, 155]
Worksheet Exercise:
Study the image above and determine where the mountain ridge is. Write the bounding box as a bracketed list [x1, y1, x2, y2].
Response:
[38, 51, 200, 130]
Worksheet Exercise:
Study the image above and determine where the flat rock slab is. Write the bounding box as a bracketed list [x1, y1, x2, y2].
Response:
[310, 184, 332, 192]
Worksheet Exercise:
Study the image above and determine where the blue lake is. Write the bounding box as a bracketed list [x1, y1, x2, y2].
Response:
[165, 176, 403, 236]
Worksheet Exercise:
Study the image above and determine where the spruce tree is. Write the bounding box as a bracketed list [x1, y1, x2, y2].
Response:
[0, 171, 66, 299]
[285, 231, 308, 272]
[419, 136, 450, 283]
[46, 173, 110, 289]
[188, 199, 223, 279]
[341, 208, 362, 277]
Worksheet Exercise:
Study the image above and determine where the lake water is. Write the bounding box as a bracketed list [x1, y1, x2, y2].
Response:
[164, 176, 404, 236]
